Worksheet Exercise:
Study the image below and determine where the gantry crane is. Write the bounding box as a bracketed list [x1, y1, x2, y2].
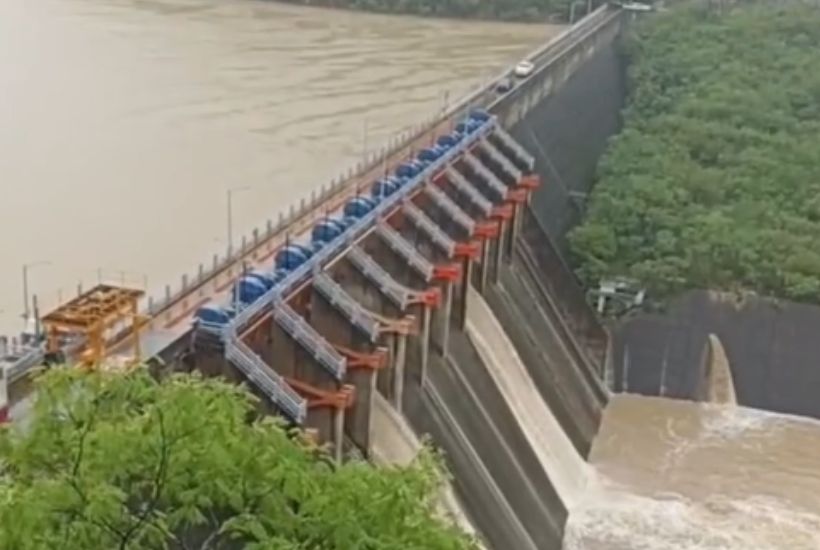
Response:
[42, 284, 145, 367]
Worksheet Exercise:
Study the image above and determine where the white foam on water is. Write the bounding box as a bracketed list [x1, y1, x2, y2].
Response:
[465, 287, 588, 508]
[698, 403, 773, 439]
[563, 395, 820, 549]
[564, 480, 820, 550]
[660, 404, 767, 472]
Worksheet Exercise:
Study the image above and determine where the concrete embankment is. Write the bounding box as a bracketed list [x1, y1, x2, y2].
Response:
[465, 286, 589, 508]
[484, 251, 607, 457]
[405, 326, 568, 549]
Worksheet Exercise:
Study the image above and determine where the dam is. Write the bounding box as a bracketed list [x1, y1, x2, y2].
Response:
[2, 6, 621, 547]
[4, 3, 819, 548]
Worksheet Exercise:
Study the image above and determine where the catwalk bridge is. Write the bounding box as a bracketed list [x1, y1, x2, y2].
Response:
[3, 6, 626, 548]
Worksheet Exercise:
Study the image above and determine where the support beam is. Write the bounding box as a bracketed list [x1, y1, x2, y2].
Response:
[345, 245, 439, 391]
[493, 219, 507, 284]
[419, 305, 432, 385]
[480, 240, 490, 292]
[492, 125, 535, 172]
[441, 282, 453, 358]
[445, 167, 494, 219]
[478, 138, 523, 184]
[273, 300, 347, 380]
[463, 152, 510, 200]
[423, 184, 476, 237]
[392, 333, 407, 412]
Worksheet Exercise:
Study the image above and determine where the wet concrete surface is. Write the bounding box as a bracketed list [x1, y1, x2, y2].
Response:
[405, 330, 567, 549]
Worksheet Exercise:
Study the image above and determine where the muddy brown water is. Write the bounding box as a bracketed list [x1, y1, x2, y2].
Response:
[563, 394, 820, 549]
[0, 0, 551, 335]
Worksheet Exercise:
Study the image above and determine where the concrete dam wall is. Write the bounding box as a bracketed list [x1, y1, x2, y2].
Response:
[180, 11, 624, 549]
[398, 14, 626, 548]
[0, 9, 627, 550]
[614, 290, 820, 420]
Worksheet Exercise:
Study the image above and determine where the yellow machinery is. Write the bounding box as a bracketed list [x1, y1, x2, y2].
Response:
[42, 284, 145, 367]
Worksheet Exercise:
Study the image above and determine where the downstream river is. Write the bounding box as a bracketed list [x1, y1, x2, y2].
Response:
[0, 0, 548, 336]
[563, 395, 820, 549]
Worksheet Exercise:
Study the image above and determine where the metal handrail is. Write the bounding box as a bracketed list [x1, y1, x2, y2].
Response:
[492, 126, 535, 171]
[446, 168, 494, 216]
[463, 152, 510, 198]
[271, 300, 348, 380]
[402, 202, 456, 258]
[228, 119, 495, 334]
[478, 140, 523, 183]
[444, 5, 614, 130]
[314, 272, 380, 343]
[224, 334, 307, 422]
[346, 247, 412, 311]
[376, 224, 435, 282]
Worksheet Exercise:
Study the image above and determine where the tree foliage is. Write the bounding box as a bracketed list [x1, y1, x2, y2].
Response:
[569, 2, 820, 304]
[278, 0, 581, 22]
[0, 368, 476, 550]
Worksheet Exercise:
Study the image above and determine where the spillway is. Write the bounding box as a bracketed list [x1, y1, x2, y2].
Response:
[2, 7, 629, 549]
[483, 224, 608, 457]
[370, 393, 481, 541]
[465, 285, 589, 508]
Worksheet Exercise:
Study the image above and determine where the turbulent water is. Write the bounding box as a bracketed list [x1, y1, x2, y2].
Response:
[563, 394, 820, 549]
[0, 0, 548, 336]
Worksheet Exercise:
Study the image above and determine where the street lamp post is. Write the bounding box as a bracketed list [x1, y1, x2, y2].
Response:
[22, 261, 51, 322]
[363, 119, 369, 161]
[227, 186, 251, 258]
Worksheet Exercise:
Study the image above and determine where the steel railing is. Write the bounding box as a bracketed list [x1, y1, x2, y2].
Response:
[446, 168, 494, 217]
[314, 272, 380, 343]
[478, 139, 523, 183]
[492, 126, 535, 171]
[376, 224, 436, 282]
[402, 202, 457, 259]
[224, 332, 307, 422]
[423, 185, 476, 236]
[463, 152, 510, 198]
[347, 247, 413, 311]
[271, 300, 348, 380]
[220, 118, 496, 422]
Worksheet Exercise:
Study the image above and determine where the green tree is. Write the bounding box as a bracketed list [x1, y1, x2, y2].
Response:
[570, 1, 820, 307]
[0, 368, 476, 550]
[277, 0, 586, 22]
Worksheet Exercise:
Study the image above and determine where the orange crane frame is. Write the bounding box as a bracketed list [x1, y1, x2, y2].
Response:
[42, 284, 144, 367]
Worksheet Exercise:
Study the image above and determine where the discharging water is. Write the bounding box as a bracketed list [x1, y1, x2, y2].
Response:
[563, 394, 820, 549]
[465, 286, 589, 508]
[0, 0, 549, 336]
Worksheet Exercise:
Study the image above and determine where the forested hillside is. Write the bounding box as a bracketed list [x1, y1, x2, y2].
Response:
[570, 3, 820, 305]
[278, 0, 576, 22]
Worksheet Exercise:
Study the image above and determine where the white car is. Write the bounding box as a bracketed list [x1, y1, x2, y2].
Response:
[621, 2, 653, 11]
[513, 60, 535, 78]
